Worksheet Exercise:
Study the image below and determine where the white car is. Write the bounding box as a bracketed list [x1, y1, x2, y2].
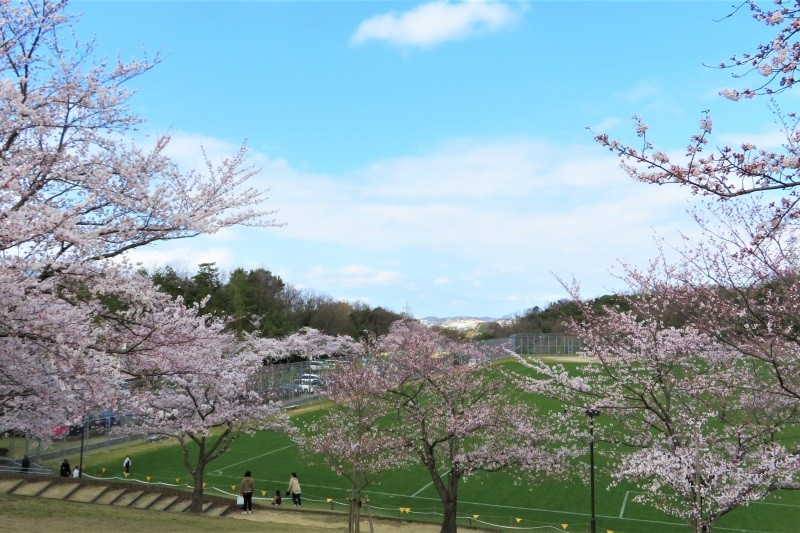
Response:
[297, 377, 316, 393]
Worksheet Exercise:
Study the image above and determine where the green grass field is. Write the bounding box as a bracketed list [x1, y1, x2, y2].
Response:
[67, 359, 800, 533]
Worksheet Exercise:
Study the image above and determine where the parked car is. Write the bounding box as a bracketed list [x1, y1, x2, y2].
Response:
[309, 360, 333, 372]
[280, 380, 315, 395]
[299, 373, 320, 384]
[279, 382, 305, 395]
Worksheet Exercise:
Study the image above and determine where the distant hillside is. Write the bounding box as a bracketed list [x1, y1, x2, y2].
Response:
[420, 316, 500, 331]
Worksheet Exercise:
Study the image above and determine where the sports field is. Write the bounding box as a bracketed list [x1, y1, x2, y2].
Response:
[77, 359, 800, 533]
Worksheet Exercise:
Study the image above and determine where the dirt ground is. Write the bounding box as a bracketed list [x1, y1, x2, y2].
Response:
[230, 507, 491, 532]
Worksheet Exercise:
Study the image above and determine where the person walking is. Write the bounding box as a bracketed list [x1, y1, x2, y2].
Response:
[59, 458, 71, 477]
[123, 455, 131, 474]
[240, 470, 254, 514]
[286, 472, 301, 506]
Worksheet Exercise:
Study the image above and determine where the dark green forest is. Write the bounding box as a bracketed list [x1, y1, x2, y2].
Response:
[147, 263, 405, 340]
[147, 263, 628, 340]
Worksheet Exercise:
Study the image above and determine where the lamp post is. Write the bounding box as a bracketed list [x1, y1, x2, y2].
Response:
[585, 407, 601, 533]
[77, 414, 88, 479]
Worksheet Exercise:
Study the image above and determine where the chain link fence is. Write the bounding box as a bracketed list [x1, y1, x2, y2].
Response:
[480, 333, 583, 357]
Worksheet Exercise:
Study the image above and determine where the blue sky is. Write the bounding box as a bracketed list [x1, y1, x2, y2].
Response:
[70, 1, 782, 318]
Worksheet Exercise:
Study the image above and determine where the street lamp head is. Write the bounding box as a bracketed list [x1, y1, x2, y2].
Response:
[585, 407, 601, 418]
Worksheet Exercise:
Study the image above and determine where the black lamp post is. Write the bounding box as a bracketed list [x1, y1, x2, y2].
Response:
[77, 414, 87, 479]
[585, 407, 601, 533]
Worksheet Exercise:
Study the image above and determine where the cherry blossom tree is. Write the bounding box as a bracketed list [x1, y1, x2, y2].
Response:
[301, 342, 406, 533]
[122, 326, 289, 513]
[278, 326, 363, 362]
[568, 4, 800, 528]
[350, 321, 573, 533]
[519, 267, 800, 532]
[0, 0, 277, 436]
[591, 1, 800, 237]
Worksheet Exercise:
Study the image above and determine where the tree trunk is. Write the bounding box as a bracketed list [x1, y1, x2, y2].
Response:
[439, 474, 459, 533]
[189, 457, 207, 513]
[440, 496, 458, 533]
[349, 490, 362, 533]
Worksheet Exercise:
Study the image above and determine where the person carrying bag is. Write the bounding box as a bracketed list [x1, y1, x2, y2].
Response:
[240, 471, 254, 514]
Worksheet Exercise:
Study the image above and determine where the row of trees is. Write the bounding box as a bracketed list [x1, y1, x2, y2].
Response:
[148, 264, 405, 340]
[0, 3, 550, 523]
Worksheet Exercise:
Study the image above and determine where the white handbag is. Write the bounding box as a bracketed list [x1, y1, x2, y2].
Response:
[236, 495, 244, 506]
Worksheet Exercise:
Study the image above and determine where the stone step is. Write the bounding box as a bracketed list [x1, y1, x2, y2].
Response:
[111, 489, 143, 507]
[40, 482, 81, 500]
[0, 478, 25, 494]
[167, 499, 192, 513]
[149, 495, 179, 511]
[1, 478, 235, 519]
[67, 485, 108, 504]
[131, 492, 161, 509]
[204, 503, 232, 517]
[94, 487, 126, 505]
[12, 480, 51, 497]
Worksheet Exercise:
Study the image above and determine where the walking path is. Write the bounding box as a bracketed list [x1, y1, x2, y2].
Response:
[0, 472, 489, 531]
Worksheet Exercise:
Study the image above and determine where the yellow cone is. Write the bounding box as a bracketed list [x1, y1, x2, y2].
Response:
[203, 482, 207, 488]
[146, 476, 151, 481]
[175, 478, 180, 483]
[123, 472, 129, 478]
[472, 514, 479, 519]
[606, 530, 614, 533]
[326, 497, 333, 503]
[262, 490, 267, 496]
[516, 518, 522, 523]
[101, 467, 106, 473]
[561, 524, 569, 530]
[231, 484, 236, 491]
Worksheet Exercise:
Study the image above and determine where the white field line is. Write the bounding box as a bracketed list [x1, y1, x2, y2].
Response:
[411, 469, 450, 497]
[204, 472, 770, 532]
[619, 490, 631, 518]
[216, 444, 296, 472]
[751, 500, 800, 508]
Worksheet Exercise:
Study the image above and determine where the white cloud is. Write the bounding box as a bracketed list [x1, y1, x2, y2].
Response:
[124, 244, 234, 273]
[307, 264, 404, 289]
[351, 0, 520, 48]
[264, 137, 693, 265]
[128, 130, 701, 317]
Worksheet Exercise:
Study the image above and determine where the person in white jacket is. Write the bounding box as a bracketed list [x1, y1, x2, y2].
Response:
[286, 472, 301, 506]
